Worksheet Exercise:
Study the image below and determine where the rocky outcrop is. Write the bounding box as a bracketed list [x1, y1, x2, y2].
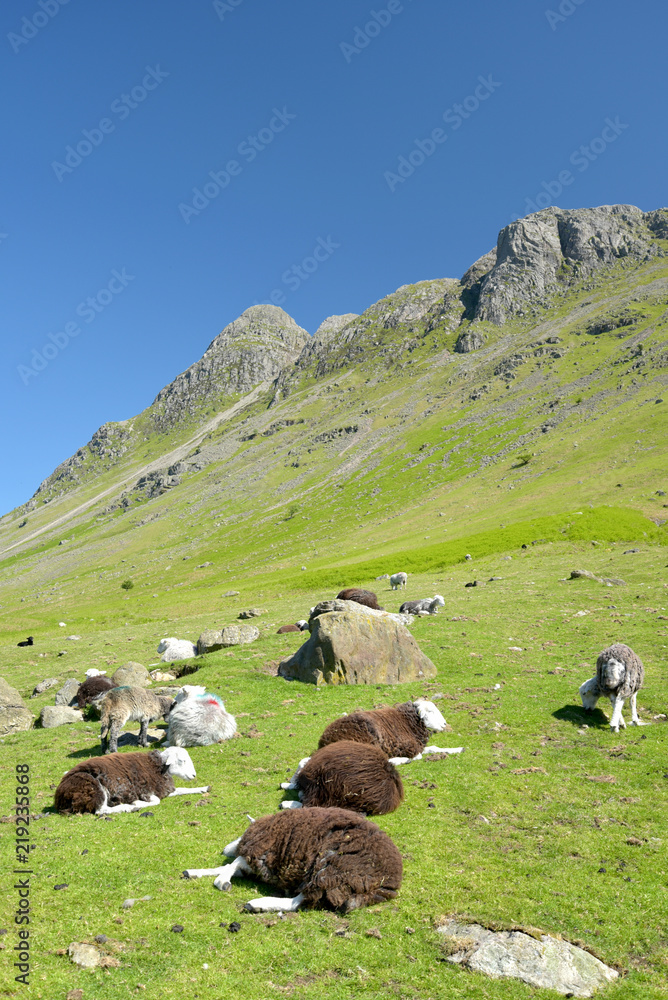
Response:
[55, 679, 80, 706]
[278, 599, 436, 686]
[40, 705, 83, 728]
[197, 625, 260, 654]
[112, 663, 151, 687]
[149, 305, 309, 431]
[455, 327, 486, 353]
[0, 678, 33, 734]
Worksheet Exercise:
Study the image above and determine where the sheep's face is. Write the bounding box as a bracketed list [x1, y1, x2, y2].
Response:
[157, 638, 177, 654]
[415, 699, 447, 731]
[599, 656, 626, 690]
[160, 746, 196, 780]
[579, 677, 600, 711]
[432, 595, 445, 607]
[174, 684, 207, 704]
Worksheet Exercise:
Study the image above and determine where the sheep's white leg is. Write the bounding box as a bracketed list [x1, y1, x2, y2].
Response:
[245, 892, 305, 913]
[421, 745, 464, 756]
[388, 756, 412, 766]
[213, 856, 253, 890]
[629, 692, 646, 725]
[184, 857, 251, 882]
[280, 756, 311, 790]
[97, 798, 158, 815]
[280, 799, 303, 810]
[609, 695, 626, 732]
[223, 835, 241, 858]
[168, 786, 210, 796]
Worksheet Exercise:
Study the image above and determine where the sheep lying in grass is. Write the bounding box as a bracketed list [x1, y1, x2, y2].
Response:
[277, 621, 308, 634]
[54, 748, 208, 815]
[76, 675, 117, 711]
[280, 741, 403, 815]
[390, 573, 408, 590]
[17, 636, 34, 647]
[157, 637, 197, 662]
[85, 668, 107, 678]
[336, 588, 384, 610]
[399, 595, 445, 616]
[317, 699, 463, 764]
[183, 807, 403, 912]
[99, 686, 174, 753]
[580, 643, 645, 732]
[165, 685, 237, 747]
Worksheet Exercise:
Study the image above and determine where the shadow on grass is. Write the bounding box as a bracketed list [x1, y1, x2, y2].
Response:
[66, 731, 166, 758]
[553, 704, 610, 728]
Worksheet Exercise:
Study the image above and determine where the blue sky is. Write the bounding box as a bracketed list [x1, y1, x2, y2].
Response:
[1, 0, 666, 514]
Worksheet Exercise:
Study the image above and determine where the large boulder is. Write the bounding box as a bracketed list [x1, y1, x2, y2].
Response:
[0, 678, 33, 734]
[437, 919, 619, 997]
[40, 705, 83, 728]
[278, 600, 436, 686]
[55, 678, 80, 706]
[112, 662, 151, 687]
[197, 625, 260, 654]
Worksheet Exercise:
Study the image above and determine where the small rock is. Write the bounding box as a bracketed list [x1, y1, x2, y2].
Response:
[365, 928, 382, 939]
[238, 608, 265, 619]
[122, 899, 135, 908]
[222, 590, 240, 597]
[171, 924, 184, 933]
[112, 662, 151, 687]
[54, 884, 69, 891]
[94, 934, 108, 944]
[139, 812, 154, 818]
[65, 635, 82, 641]
[626, 836, 643, 846]
[31, 678, 60, 697]
[68, 942, 101, 968]
[40, 706, 83, 728]
[196, 562, 213, 568]
[624, 548, 640, 554]
[67, 990, 84, 1000]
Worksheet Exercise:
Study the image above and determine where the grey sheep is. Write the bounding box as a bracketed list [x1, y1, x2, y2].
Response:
[99, 686, 174, 753]
[399, 595, 445, 616]
[579, 642, 645, 733]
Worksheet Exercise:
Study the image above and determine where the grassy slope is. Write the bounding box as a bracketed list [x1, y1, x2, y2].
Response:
[1, 254, 667, 998]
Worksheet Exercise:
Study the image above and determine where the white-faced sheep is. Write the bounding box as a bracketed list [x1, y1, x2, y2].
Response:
[99, 686, 174, 753]
[399, 595, 445, 616]
[157, 637, 198, 662]
[85, 668, 107, 678]
[390, 572, 408, 590]
[280, 741, 404, 815]
[277, 623, 306, 634]
[165, 685, 237, 748]
[580, 642, 645, 733]
[183, 807, 403, 912]
[54, 748, 208, 815]
[317, 699, 463, 764]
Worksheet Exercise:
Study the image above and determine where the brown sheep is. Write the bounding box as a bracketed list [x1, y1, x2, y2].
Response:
[183, 806, 403, 912]
[287, 740, 404, 815]
[318, 699, 447, 760]
[336, 588, 383, 611]
[54, 748, 202, 815]
[277, 624, 301, 634]
[76, 675, 117, 710]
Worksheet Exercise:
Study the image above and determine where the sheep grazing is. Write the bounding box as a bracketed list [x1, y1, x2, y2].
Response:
[157, 637, 197, 662]
[399, 595, 445, 616]
[17, 636, 34, 647]
[580, 643, 645, 733]
[54, 748, 208, 815]
[390, 573, 408, 590]
[165, 685, 237, 748]
[183, 807, 403, 912]
[318, 699, 462, 763]
[280, 741, 404, 816]
[99, 686, 174, 753]
[76, 675, 117, 711]
[336, 588, 383, 610]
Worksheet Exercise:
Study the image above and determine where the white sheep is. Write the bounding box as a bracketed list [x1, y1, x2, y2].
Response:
[399, 595, 445, 616]
[165, 685, 237, 747]
[85, 668, 107, 678]
[54, 747, 209, 815]
[580, 643, 645, 732]
[157, 637, 197, 662]
[390, 572, 408, 590]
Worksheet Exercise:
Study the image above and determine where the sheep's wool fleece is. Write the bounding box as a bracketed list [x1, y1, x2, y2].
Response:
[237, 807, 403, 911]
[297, 740, 404, 815]
[318, 702, 431, 758]
[278, 600, 436, 686]
[54, 751, 175, 814]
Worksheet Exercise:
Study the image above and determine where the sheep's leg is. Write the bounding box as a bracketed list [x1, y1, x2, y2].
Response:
[388, 756, 412, 766]
[106, 721, 121, 754]
[280, 756, 311, 790]
[138, 719, 149, 747]
[280, 800, 303, 810]
[629, 692, 646, 725]
[97, 797, 159, 815]
[223, 835, 242, 858]
[245, 892, 305, 913]
[168, 786, 210, 796]
[609, 695, 626, 732]
[421, 745, 464, 756]
[213, 856, 253, 890]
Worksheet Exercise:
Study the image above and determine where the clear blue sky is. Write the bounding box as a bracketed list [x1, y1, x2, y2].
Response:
[1, 0, 666, 515]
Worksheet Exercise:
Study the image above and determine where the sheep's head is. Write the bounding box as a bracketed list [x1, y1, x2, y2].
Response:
[157, 638, 178, 654]
[415, 699, 447, 731]
[174, 684, 207, 704]
[160, 746, 197, 780]
[432, 595, 445, 607]
[598, 655, 626, 691]
[579, 677, 601, 711]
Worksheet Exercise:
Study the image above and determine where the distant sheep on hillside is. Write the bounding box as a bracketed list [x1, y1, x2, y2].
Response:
[399, 595, 445, 616]
[390, 573, 407, 590]
[336, 588, 383, 610]
[580, 642, 645, 733]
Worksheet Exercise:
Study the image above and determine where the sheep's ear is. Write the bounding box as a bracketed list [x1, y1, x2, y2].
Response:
[246, 813, 255, 825]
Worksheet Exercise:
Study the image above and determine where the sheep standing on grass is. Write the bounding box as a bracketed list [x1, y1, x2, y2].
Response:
[390, 573, 408, 590]
[336, 588, 384, 610]
[157, 638, 197, 662]
[54, 748, 208, 815]
[99, 687, 174, 753]
[165, 685, 237, 748]
[399, 595, 445, 616]
[183, 807, 403, 912]
[317, 699, 463, 763]
[579, 643, 645, 733]
[280, 741, 404, 815]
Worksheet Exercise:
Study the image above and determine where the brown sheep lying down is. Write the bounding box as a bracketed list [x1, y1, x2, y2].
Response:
[336, 587, 383, 610]
[281, 740, 404, 815]
[317, 699, 460, 762]
[183, 807, 403, 912]
[54, 749, 207, 815]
